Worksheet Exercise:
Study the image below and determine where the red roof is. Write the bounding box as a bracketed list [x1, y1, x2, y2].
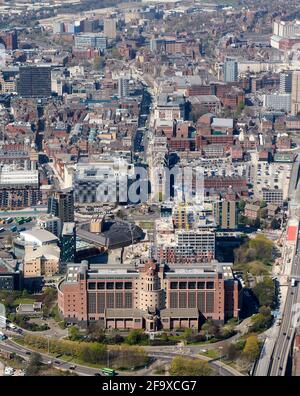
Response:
[287, 226, 298, 242]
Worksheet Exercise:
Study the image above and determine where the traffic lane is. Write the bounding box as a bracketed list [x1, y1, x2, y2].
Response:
[148, 352, 235, 376]
[270, 282, 300, 375]
[0, 340, 93, 376]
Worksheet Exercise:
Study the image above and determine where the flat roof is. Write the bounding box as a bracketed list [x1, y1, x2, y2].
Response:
[287, 225, 298, 242]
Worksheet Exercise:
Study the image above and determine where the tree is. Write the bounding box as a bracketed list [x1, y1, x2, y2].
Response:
[243, 336, 260, 361]
[69, 325, 81, 341]
[225, 343, 240, 361]
[25, 352, 43, 376]
[201, 319, 219, 338]
[125, 329, 149, 345]
[270, 218, 281, 230]
[252, 277, 276, 308]
[238, 200, 246, 211]
[170, 356, 212, 376]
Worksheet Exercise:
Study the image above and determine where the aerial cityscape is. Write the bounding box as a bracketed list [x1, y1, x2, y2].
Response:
[0, 0, 300, 380]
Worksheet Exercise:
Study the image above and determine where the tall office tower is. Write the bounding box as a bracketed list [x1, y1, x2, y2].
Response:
[60, 222, 76, 263]
[48, 189, 74, 223]
[103, 18, 117, 39]
[291, 70, 300, 116]
[223, 57, 238, 83]
[17, 65, 51, 98]
[213, 200, 237, 230]
[280, 71, 292, 94]
[118, 77, 129, 97]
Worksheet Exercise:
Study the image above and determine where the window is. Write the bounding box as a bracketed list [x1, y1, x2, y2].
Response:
[197, 282, 205, 289]
[116, 282, 123, 290]
[125, 282, 132, 290]
[125, 292, 132, 308]
[188, 282, 196, 289]
[188, 292, 196, 308]
[179, 282, 187, 289]
[178, 292, 187, 308]
[116, 293, 123, 308]
[97, 293, 105, 313]
[97, 282, 105, 290]
[206, 292, 214, 312]
[170, 282, 178, 289]
[88, 293, 96, 313]
[106, 282, 114, 290]
[88, 282, 96, 290]
[197, 292, 205, 312]
[107, 293, 114, 308]
[207, 282, 214, 289]
[170, 292, 178, 308]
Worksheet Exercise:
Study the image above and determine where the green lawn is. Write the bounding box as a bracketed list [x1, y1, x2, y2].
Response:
[13, 298, 36, 306]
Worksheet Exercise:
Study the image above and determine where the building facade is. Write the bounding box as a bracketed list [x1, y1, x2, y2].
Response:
[17, 66, 51, 98]
[58, 259, 239, 330]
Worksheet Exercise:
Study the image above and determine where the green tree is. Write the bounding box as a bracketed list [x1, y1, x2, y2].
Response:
[252, 277, 276, 308]
[243, 335, 260, 361]
[125, 329, 149, 345]
[25, 352, 43, 376]
[169, 356, 212, 376]
[68, 325, 81, 341]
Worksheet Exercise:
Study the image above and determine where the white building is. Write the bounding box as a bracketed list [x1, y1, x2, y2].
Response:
[263, 93, 291, 113]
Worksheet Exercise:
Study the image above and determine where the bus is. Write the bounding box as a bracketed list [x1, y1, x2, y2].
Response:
[100, 368, 116, 376]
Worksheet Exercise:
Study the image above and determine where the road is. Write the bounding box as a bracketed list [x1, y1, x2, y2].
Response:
[269, 250, 300, 376]
[0, 336, 242, 377]
[256, 149, 300, 376]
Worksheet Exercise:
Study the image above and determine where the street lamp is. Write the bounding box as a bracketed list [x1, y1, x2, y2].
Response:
[237, 308, 241, 324]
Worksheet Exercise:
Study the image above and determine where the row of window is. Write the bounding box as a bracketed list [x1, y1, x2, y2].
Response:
[88, 292, 133, 313]
[88, 282, 133, 290]
[169, 291, 215, 312]
[170, 281, 215, 290]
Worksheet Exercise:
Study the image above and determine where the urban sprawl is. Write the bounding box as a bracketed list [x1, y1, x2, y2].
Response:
[0, 0, 299, 378]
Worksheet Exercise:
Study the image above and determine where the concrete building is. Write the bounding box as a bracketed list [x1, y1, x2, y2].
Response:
[0, 166, 41, 210]
[280, 71, 292, 94]
[103, 18, 117, 39]
[0, 258, 22, 291]
[118, 77, 129, 98]
[37, 214, 62, 237]
[155, 227, 216, 264]
[47, 189, 74, 223]
[223, 57, 238, 83]
[74, 155, 134, 204]
[291, 70, 300, 116]
[24, 245, 61, 278]
[263, 93, 291, 113]
[74, 34, 107, 51]
[17, 65, 51, 98]
[58, 259, 239, 330]
[213, 200, 237, 230]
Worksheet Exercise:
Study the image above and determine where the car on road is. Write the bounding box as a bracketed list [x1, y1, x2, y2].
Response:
[94, 373, 101, 376]
[69, 365, 76, 370]
[54, 360, 60, 365]
[25, 351, 31, 355]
